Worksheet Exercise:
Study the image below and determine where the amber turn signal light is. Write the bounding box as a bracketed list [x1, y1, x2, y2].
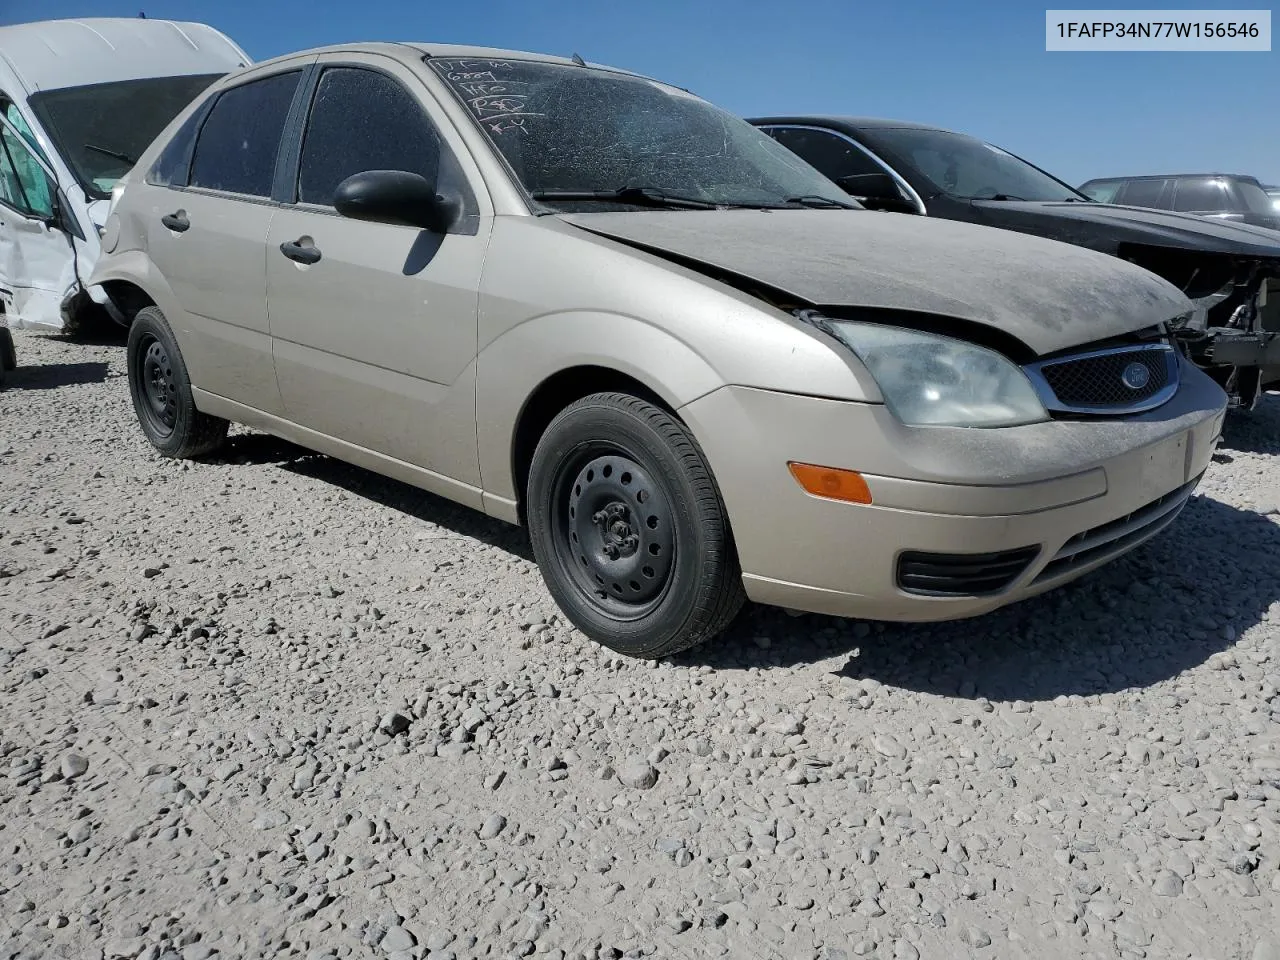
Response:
[787, 462, 873, 504]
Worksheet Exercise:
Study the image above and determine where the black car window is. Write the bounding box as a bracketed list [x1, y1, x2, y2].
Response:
[1116, 179, 1171, 208]
[767, 127, 884, 184]
[296, 67, 445, 207]
[189, 71, 300, 197]
[1173, 177, 1231, 212]
[1235, 180, 1275, 215]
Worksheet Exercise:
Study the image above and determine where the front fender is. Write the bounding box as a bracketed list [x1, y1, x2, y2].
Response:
[476, 310, 725, 511]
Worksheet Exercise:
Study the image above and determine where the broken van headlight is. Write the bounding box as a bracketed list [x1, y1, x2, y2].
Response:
[824, 321, 1049, 427]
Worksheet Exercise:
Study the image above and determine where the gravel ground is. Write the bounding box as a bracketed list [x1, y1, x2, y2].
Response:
[1, 330, 1279, 960]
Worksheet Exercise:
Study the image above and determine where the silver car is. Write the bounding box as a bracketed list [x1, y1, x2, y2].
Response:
[92, 43, 1228, 658]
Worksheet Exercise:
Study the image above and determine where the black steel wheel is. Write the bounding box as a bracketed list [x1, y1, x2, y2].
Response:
[528, 392, 745, 659]
[126, 306, 228, 458]
[138, 336, 178, 435]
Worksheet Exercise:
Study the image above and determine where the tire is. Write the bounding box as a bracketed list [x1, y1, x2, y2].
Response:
[527, 392, 746, 659]
[126, 306, 228, 458]
[0, 327, 14, 372]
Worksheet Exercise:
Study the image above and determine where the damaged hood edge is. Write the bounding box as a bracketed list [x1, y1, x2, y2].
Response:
[558, 210, 1193, 357]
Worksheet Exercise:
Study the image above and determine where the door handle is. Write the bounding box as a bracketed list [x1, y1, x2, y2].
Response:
[279, 238, 321, 265]
[160, 210, 190, 232]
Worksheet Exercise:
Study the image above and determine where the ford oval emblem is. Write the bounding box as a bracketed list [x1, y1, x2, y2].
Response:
[1121, 361, 1151, 390]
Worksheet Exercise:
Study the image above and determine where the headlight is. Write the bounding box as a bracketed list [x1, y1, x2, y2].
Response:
[826, 321, 1048, 427]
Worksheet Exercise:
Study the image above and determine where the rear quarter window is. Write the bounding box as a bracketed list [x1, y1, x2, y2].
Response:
[146, 106, 208, 188]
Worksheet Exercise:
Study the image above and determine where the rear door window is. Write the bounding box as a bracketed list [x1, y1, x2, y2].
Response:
[1116, 178, 1171, 208]
[1172, 177, 1231, 213]
[189, 71, 301, 197]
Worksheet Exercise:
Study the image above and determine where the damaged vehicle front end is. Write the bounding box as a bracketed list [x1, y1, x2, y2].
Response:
[749, 117, 1280, 409]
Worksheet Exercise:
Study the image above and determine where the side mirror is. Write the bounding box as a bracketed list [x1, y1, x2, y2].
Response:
[333, 170, 459, 233]
[835, 171, 917, 213]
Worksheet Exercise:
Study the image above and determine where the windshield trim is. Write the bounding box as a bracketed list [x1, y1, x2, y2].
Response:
[862, 125, 1093, 204]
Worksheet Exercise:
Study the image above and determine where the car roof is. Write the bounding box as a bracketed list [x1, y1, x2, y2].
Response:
[1081, 173, 1261, 184]
[0, 18, 250, 94]
[243, 40, 662, 83]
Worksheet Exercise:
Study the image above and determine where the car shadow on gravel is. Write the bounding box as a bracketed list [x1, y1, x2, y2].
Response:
[0, 361, 112, 390]
[683, 494, 1280, 701]
[198, 430, 534, 556]
[1218, 392, 1280, 456]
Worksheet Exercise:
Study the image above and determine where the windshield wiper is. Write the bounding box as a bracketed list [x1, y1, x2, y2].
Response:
[982, 193, 1028, 202]
[84, 143, 136, 165]
[530, 187, 719, 210]
[782, 195, 858, 209]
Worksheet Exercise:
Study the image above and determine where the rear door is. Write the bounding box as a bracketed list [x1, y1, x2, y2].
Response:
[0, 103, 72, 329]
[264, 54, 490, 493]
[140, 67, 303, 412]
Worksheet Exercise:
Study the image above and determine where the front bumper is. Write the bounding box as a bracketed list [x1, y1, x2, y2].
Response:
[679, 359, 1227, 622]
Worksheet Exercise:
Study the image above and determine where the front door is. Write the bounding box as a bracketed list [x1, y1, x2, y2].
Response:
[265, 58, 491, 489]
[0, 106, 72, 330]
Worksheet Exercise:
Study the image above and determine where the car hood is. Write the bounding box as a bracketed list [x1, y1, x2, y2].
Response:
[971, 200, 1280, 257]
[558, 209, 1191, 356]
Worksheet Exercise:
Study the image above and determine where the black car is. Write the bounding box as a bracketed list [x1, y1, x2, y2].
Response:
[1078, 173, 1280, 232]
[750, 116, 1280, 408]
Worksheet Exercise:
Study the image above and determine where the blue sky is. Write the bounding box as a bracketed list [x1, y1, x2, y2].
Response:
[5, 0, 1277, 186]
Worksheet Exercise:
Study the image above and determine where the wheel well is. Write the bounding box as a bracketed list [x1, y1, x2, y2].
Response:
[100, 281, 156, 324]
[511, 366, 675, 522]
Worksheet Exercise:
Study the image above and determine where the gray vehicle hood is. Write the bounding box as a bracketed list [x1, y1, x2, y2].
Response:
[559, 209, 1192, 357]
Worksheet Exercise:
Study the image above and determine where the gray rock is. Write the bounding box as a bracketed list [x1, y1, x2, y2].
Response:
[379, 712, 410, 736]
[380, 926, 415, 954]
[60, 754, 88, 780]
[478, 813, 507, 840]
[616, 756, 658, 790]
[1152, 870, 1183, 897]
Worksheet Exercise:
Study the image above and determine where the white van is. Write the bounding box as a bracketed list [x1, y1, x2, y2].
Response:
[0, 17, 249, 333]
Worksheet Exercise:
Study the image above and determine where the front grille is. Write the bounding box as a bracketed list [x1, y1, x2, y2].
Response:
[1033, 474, 1201, 584]
[1026, 344, 1178, 414]
[897, 546, 1040, 597]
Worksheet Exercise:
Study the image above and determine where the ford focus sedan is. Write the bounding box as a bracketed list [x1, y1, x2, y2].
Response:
[91, 43, 1227, 659]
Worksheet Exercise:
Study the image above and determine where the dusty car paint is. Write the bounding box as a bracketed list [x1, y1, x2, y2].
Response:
[92, 43, 1227, 653]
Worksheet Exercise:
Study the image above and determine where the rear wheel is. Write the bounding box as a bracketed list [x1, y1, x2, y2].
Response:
[126, 306, 228, 458]
[527, 392, 745, 659]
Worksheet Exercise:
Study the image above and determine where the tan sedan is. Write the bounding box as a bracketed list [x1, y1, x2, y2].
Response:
[91, 43, 1228, 658]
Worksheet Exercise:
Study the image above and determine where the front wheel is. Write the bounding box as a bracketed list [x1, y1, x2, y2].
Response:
[126, 306, 228, 458]
[527, 392, 745, 659]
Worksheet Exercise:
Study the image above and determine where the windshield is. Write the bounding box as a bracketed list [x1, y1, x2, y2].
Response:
[863, 127, 1087, 202]
[1237, 180, 1276, 216]
[29, 73, 224, 199]
[429, 57, 853, 210]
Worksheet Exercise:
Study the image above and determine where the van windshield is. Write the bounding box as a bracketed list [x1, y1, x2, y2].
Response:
[28, 73, 223, 199]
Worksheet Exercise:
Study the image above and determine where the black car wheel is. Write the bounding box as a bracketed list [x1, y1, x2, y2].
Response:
[126, 306, 228, 458]
[528, 392, 745, 659]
